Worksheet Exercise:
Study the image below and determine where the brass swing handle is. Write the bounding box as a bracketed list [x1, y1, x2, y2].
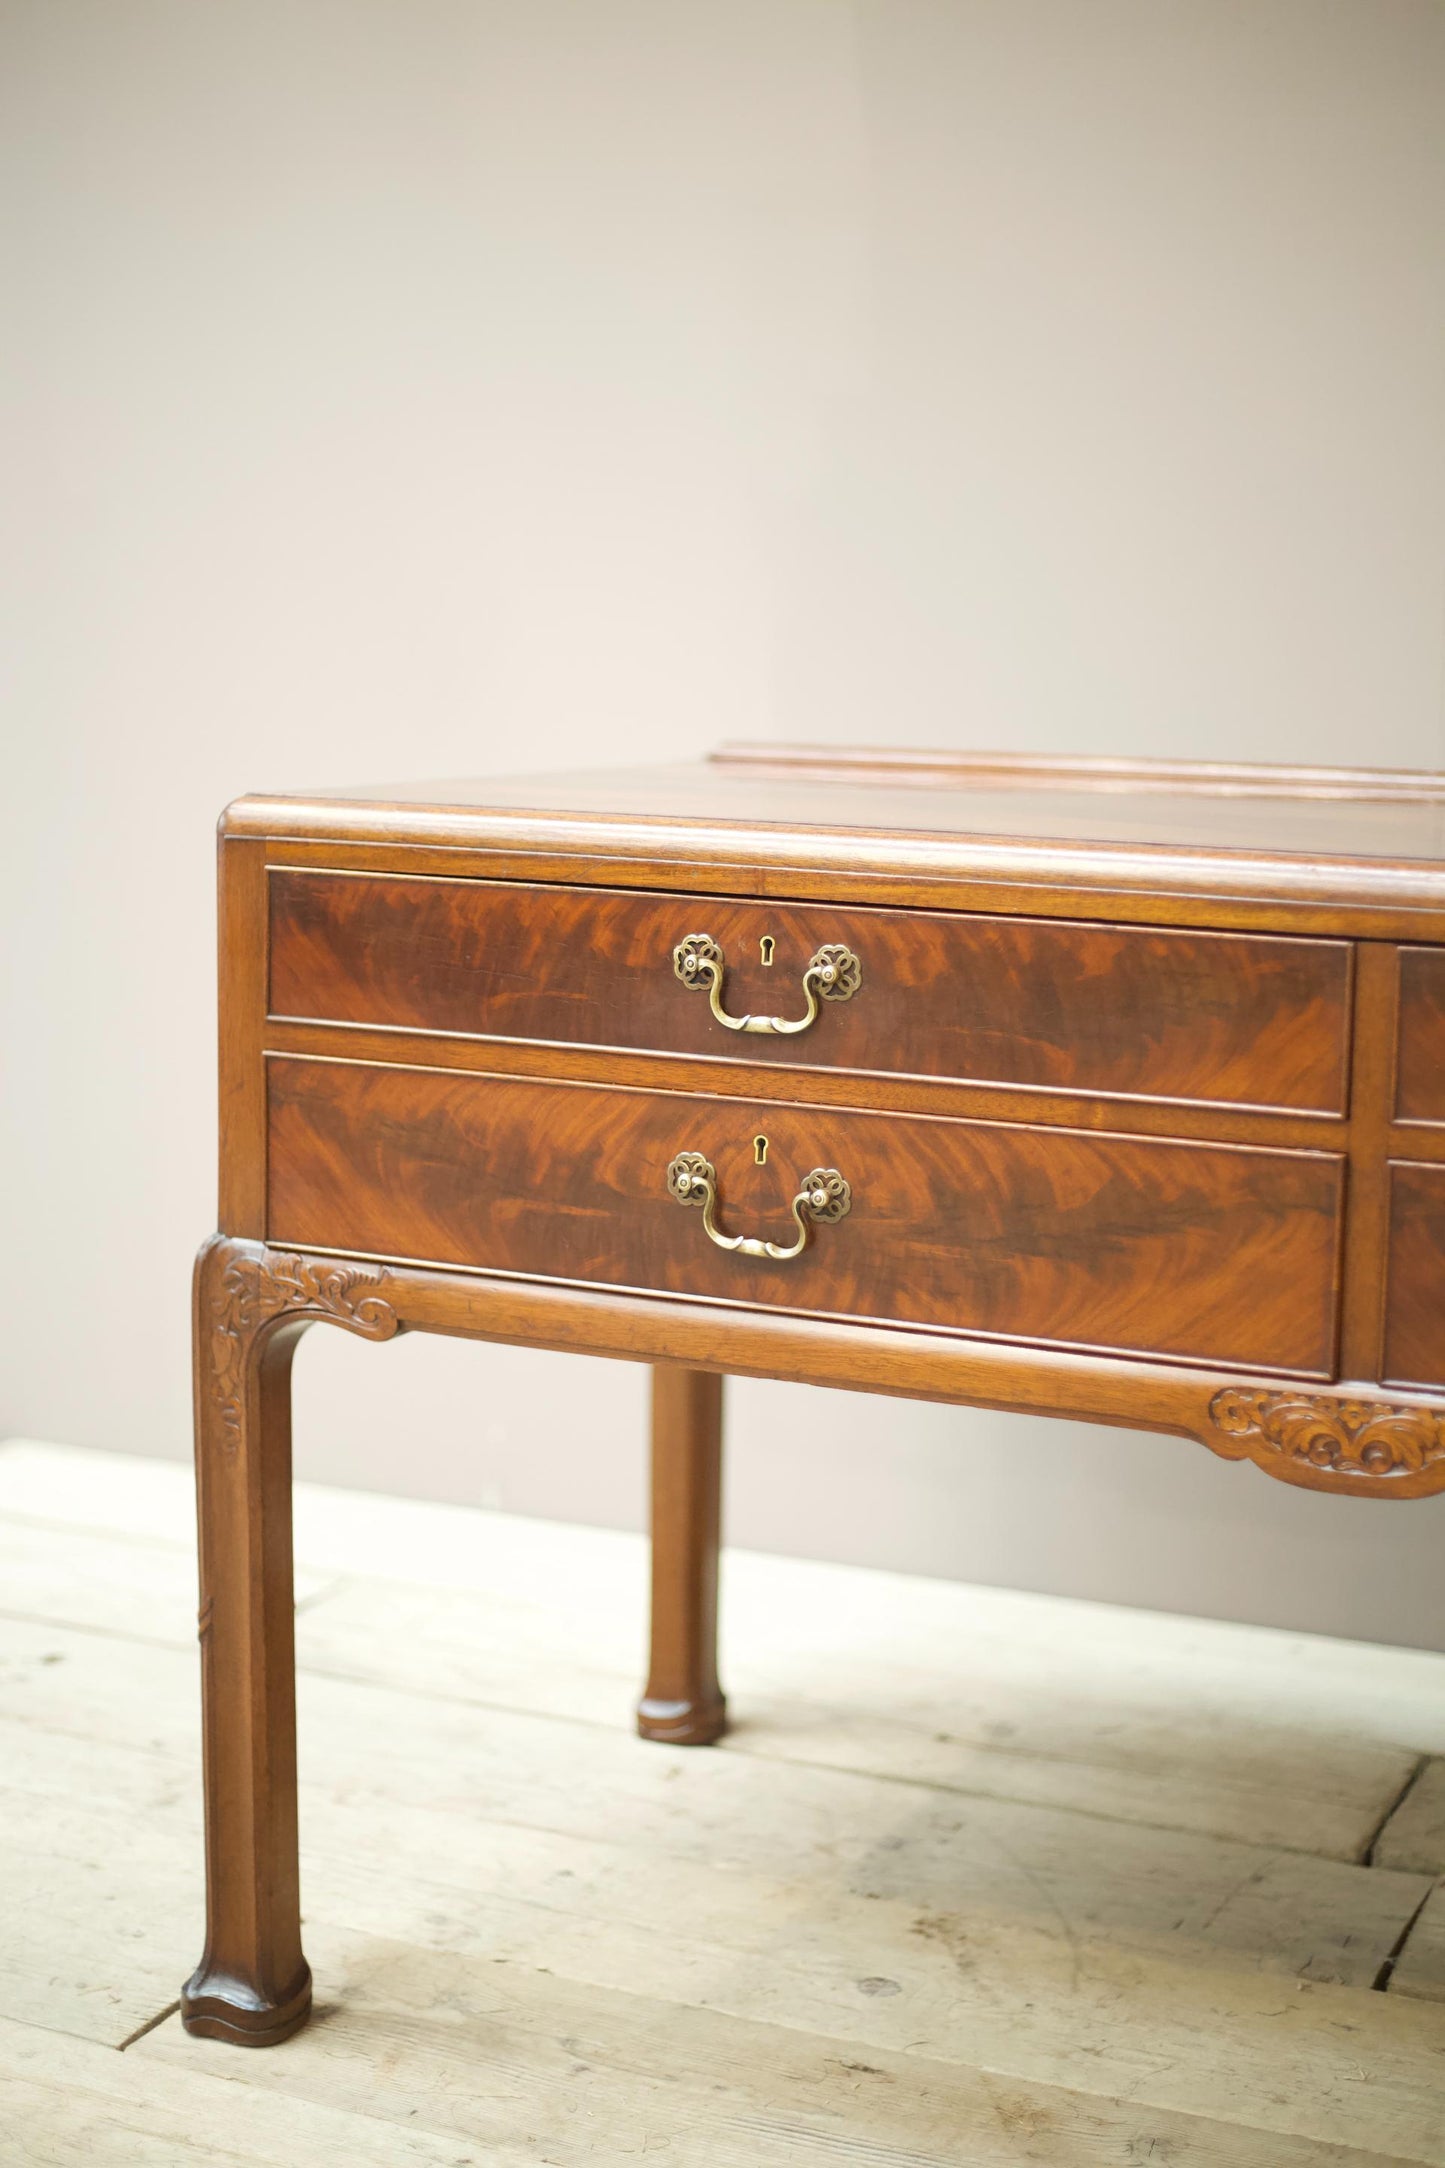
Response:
[666, 1152, 851, 1261]
[672, 933, 861, 1036]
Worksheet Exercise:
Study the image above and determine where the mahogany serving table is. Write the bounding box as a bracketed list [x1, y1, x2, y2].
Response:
[184, 741, 1445, 2045]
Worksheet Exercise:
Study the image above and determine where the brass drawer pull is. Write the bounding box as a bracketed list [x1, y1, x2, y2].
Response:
[666, 1152, 851, 1260]
[673, 933, 861, 1036]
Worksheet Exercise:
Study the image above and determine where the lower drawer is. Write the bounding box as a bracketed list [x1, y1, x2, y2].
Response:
[1384, 1162, 1445, 1387]
[266, 1058, 1343, 1377]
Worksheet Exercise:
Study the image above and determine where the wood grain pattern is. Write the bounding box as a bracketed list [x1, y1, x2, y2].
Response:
[268, 870, 1352, 1114]
[1395, 946, 1445, 1123]
[265, 1057, 1344, 1378]
[1383, 1160, 1445, 1389]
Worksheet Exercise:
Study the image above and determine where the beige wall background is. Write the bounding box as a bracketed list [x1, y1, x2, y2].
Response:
[5, 1, 1445, 1646]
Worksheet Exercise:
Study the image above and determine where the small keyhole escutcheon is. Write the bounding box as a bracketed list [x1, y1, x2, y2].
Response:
[759, 936, 775, 966]
[753, 1134, 769, 1165]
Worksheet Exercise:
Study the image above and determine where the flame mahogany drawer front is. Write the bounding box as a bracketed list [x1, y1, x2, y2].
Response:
[268, 869, 1352, 1113]
[266, 1056, 1344, 1377]
[1385, 1161, 1445, 1388]
[1396, 947, 1445, 1124]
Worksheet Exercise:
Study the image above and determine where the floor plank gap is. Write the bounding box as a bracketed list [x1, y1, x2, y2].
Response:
[1365, 1755, 1432, 1866]
[116, 2000, 182, 2052]
[1373, 1883, 1439, 1992]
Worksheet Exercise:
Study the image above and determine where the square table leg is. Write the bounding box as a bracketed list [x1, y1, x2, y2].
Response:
[637, 1366, 727, 1746]
[181, 1238, 314, 2046]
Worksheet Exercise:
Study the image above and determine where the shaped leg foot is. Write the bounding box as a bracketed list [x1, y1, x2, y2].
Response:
[181, 1962, 313, 2047]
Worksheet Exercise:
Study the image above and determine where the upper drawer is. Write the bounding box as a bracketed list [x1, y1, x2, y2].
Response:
[1396, 947, 1445, 1123]
[268, 870, 1352, 1113]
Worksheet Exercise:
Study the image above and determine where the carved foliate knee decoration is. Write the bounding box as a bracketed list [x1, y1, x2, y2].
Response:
[201, 1238, 399, 1457]
[1205, 1386, 1445, 1499]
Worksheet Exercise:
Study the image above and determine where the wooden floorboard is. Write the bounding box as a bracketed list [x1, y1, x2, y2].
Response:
[137, 1942, 1419, 2168]
[4, 1439, 1443, 1863]
[2, 1439, 1444, 2165]
[0, 2014, 489, 2167]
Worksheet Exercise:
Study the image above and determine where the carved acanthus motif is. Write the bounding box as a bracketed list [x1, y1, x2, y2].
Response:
[1208, 1387, 1445, 1488]
[208, 1248, 398, 1456]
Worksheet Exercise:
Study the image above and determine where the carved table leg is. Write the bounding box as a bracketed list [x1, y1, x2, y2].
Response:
[181, 1237, 397, 2046]
[637, 1366, 727, 1745]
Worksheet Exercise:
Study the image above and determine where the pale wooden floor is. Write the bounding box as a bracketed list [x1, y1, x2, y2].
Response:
[3, 1442, 1445, 2166]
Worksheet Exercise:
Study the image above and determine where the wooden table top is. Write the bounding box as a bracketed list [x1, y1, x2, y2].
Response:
[223, 741, 1445, 933]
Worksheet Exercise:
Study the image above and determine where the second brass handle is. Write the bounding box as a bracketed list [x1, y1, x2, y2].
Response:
[673, 933, 861, 1035]
[666, 1151, 851, 1261]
